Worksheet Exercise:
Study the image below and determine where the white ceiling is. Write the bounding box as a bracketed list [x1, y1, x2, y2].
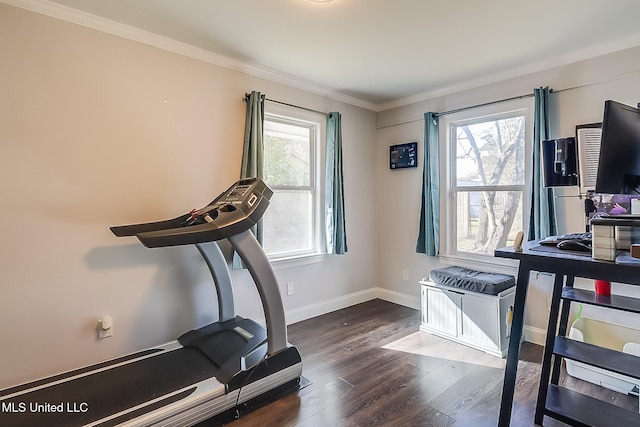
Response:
[27, 0, 640, 110]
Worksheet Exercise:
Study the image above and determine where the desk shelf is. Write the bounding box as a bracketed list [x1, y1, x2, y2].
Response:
[562, 288, 640, 315]
[545, 384, 640, 427]
[494, 243, 640, 427]
[553, 336, 640, 380]
[536, 286, 640, 426]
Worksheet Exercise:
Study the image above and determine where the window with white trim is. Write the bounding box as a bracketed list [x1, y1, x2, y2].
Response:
[442, 99, 533, 258]
[262, 109, 324, 260]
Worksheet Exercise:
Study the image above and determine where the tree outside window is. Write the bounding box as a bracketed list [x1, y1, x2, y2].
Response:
[262, 116, 318, 258]
[453, 113, 527, 254]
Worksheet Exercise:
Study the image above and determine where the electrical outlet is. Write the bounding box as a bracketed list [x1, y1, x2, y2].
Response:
[287, 282, 294, 296]
[402, 270, 409, 281]
[98, 315, 113, 339]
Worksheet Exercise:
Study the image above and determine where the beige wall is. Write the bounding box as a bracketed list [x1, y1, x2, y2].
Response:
[0, 4, 377, 388]
[3, 0, 640, 391]
[375, 46, 640, 343]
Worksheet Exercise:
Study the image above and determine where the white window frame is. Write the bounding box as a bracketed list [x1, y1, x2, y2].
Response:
[439, 98, 533, 271]
[262, 103, 326, 265]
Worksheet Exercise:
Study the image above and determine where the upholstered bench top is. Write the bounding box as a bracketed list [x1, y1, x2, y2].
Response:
[429, 266, 515, 296]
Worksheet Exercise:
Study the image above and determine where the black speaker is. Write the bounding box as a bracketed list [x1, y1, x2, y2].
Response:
[542, 137, 578, 187]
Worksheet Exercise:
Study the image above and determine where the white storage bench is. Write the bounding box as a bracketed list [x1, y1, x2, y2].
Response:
[420, 266, 516, 357]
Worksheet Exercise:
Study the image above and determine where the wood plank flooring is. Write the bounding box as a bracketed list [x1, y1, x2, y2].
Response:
[203, 299, 638, 426]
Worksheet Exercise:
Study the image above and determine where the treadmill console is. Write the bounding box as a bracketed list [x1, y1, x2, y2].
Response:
[111, 178, 273, 247]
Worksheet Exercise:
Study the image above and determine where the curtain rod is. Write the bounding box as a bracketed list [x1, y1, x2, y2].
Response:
[435, 92, 537, 118]
[250, 88, 543, 124]
[377, 91, 541, 129]
[379, 70, 640, 128]
[434, 71, 640, 117]
[244, 93, 329, 117]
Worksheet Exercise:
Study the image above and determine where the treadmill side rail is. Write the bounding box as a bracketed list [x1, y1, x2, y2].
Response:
[111, 178, 273, 247]
[228, 230, 288, 356]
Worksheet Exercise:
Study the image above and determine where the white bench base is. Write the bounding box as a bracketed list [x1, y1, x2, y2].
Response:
[419, 279, 516, 358]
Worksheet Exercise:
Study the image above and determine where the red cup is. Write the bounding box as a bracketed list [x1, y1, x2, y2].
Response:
[595, 280, 611, 297]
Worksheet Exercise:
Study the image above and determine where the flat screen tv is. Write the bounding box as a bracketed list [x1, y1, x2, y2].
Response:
[595, 100, 640, 194]
[389, 142, 417, 169]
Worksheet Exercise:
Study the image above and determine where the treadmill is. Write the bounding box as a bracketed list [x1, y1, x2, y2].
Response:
[0, 178, 303, 426]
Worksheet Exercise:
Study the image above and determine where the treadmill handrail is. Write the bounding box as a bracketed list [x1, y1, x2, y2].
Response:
[228, 230, 289, 356]
[110, 215, 191, 237]
[196, 242, 235, 322]
[110, 178, 272, 247]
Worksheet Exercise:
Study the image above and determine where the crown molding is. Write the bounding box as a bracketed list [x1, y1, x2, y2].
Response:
[2, 0, 378, 111]
[379, 33, 640, 112]
[5, 0, 640, 113]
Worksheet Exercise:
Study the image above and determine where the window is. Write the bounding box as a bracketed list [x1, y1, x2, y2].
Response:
[443, 99, 533, 258]
[262, 109, 324, 260]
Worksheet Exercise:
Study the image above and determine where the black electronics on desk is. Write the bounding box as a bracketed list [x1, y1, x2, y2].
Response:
[595, 100, 640, 194]
[542, 137, 578, 187]
[541, 100, 640, 192]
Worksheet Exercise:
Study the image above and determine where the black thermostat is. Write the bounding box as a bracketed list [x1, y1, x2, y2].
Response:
[390, 142, 417, 169]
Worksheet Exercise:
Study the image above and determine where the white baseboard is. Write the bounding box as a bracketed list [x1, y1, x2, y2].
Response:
[523, 325, 547, 346]
[284, 287, 421, 324]
[375, 287, 421, 310]
[286, 287, 543, 346]
[285, 288, 378, 324]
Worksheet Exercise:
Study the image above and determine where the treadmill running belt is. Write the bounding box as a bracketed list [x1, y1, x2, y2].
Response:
[0, 348, 217, 427]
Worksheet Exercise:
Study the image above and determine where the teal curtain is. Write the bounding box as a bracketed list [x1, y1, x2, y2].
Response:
[240, 91, 265, 188]
[528, 86, 557, 240]
[326, 112, 347, 254]
[233, 91, 265, 269]
[416, 112, 440, 256]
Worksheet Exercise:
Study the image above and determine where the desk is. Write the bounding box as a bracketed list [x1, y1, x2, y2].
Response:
[495, 241, 640, 426]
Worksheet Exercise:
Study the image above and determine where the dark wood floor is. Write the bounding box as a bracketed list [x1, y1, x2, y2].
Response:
[207, 299, 638, 426]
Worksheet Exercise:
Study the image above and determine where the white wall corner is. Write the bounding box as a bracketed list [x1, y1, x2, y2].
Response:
[285, 288, 379, 325]
[523, 325, 547, 346]
[375, 287, 421, 310]
[284, 284, 541, 344]
[284, 287, 422, 326]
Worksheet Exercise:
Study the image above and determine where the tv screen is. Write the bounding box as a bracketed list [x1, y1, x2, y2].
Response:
[389, 142, 417, 169]
[595, 100, 640, 194]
